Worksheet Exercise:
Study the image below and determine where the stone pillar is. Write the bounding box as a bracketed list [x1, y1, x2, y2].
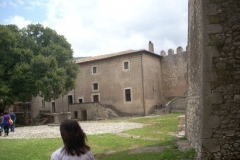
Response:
[187, 0, 240, 159]
[178, 115, 185, 136]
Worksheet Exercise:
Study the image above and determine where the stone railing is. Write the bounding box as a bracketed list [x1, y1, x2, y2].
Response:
[165, 97, 186, 113]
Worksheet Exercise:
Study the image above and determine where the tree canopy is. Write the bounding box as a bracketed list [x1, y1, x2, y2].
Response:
[0, 24, 78, 109]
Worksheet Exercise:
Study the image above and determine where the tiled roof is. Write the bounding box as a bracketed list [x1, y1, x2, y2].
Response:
[73, 57, 90, 60]
[74, 49, 159, 64]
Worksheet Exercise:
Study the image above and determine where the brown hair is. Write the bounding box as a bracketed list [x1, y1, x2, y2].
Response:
[60, 119, 90, 156]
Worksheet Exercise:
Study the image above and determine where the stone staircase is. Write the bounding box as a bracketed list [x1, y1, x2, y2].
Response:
[165, 97, 186, 114]
[151, 108, 166, 115]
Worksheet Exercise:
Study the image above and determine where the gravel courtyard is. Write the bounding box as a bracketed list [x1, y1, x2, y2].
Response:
[0, 121, 143, 139]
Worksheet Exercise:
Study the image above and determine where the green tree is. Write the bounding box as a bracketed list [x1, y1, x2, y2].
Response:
[0, 25, 17, 108]
[0, 24, 78, 109]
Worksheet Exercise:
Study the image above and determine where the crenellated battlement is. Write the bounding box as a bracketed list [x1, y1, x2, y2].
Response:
[160, 45, 188, 100]
[160, 46, 187, 57]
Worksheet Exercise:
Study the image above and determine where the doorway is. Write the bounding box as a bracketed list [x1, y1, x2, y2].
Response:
[74, 111, 78, 119]
[81, 110, 87, 121]
[68, 95, 73, 104]
[52, 102, 56, 113]
[93, 95, 99, 102]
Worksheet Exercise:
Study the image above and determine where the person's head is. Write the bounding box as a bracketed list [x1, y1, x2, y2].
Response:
[60, 119, 90, 156]
[4, 112, 8, 115]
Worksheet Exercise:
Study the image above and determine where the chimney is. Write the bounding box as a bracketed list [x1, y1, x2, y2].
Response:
[148, 41, 154, 52]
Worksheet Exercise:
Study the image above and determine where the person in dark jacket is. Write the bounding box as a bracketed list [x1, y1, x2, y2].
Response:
[9, 110, 16, 132]
[1, 112, 10, 136]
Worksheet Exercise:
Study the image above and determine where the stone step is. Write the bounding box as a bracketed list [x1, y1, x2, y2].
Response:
[178, 115, 185, 125]
[171, 109, 185, 113]
[177, 115, 185, 137]
[152, 108, 166, 115]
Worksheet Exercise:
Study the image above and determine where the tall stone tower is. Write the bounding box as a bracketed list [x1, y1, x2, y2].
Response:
[186, 0, 240, 159]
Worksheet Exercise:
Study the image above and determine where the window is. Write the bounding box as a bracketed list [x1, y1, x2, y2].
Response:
[42, 99, 45, 107]
[124, 61, 129, 69]
[125, 89, 131, 102]
[52, 102, 55, 113]
[68, 95, 73, 104]
[79, 99, 83, 103]
[93, 83, 98, 90]
[92, 66, 97, 74]
[74, 111, 78, 118]
[123, 60, 130, 71]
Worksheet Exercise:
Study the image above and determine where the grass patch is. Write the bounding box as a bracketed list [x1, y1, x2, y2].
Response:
[0, 138, 62, 160]
[0, 113, 195, 160]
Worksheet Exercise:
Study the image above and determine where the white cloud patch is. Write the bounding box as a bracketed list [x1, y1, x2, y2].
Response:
[41, 0, 188, 57]
[1, 0, 188, 57]
[4, 15, 31, 28]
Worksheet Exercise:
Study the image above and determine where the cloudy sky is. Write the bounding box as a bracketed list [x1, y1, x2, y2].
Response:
[0, 0, 188, 57]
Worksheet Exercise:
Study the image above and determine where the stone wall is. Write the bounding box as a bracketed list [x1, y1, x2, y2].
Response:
[165, 97, 186, 113]
[201, 0, 240, 159]
[69, 102, 111, 121]
[187, 0, 240, 159]
[74, 53, 145, 116]
[186, 0, 203, 158]
[161, 47, 187, 102]
[141, 53, 164, 114]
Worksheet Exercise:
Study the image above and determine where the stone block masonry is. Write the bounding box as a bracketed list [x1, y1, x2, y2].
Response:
[161, 47, 187, 102]
[187, 0, 240, 159]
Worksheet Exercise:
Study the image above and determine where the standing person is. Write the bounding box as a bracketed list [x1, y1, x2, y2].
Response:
[51, 119, 95, 160]
[0, 113, 3, 136]
[9, 110, 16, 132]
[1, 112, 10, 136]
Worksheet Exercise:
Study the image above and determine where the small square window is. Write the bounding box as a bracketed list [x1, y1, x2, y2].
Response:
[92, 67, 97, 74]
[125, 89, 131, 101]
[124, 61, 129, 69]
[93, 83, 98, 90]
[79, 99, 83, 103]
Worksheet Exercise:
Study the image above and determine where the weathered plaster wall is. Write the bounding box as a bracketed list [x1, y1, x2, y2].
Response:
[31, 90, 73, 118]
[73, 51, 164, 116]
[141, 53, 163, 114]
[74, 53, 145, 115]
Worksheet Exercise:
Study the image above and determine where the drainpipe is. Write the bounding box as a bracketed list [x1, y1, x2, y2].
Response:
[141, 53, 146, 115]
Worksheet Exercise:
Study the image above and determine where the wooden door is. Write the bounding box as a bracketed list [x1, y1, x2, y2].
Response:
[93, 95, 99, 102]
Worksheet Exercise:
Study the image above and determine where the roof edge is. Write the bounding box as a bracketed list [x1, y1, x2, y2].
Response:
[74, 49, 161, 64]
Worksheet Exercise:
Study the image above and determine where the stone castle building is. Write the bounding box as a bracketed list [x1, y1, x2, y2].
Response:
[28, 43, 187, 121]
[12, 0, 239, 158]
